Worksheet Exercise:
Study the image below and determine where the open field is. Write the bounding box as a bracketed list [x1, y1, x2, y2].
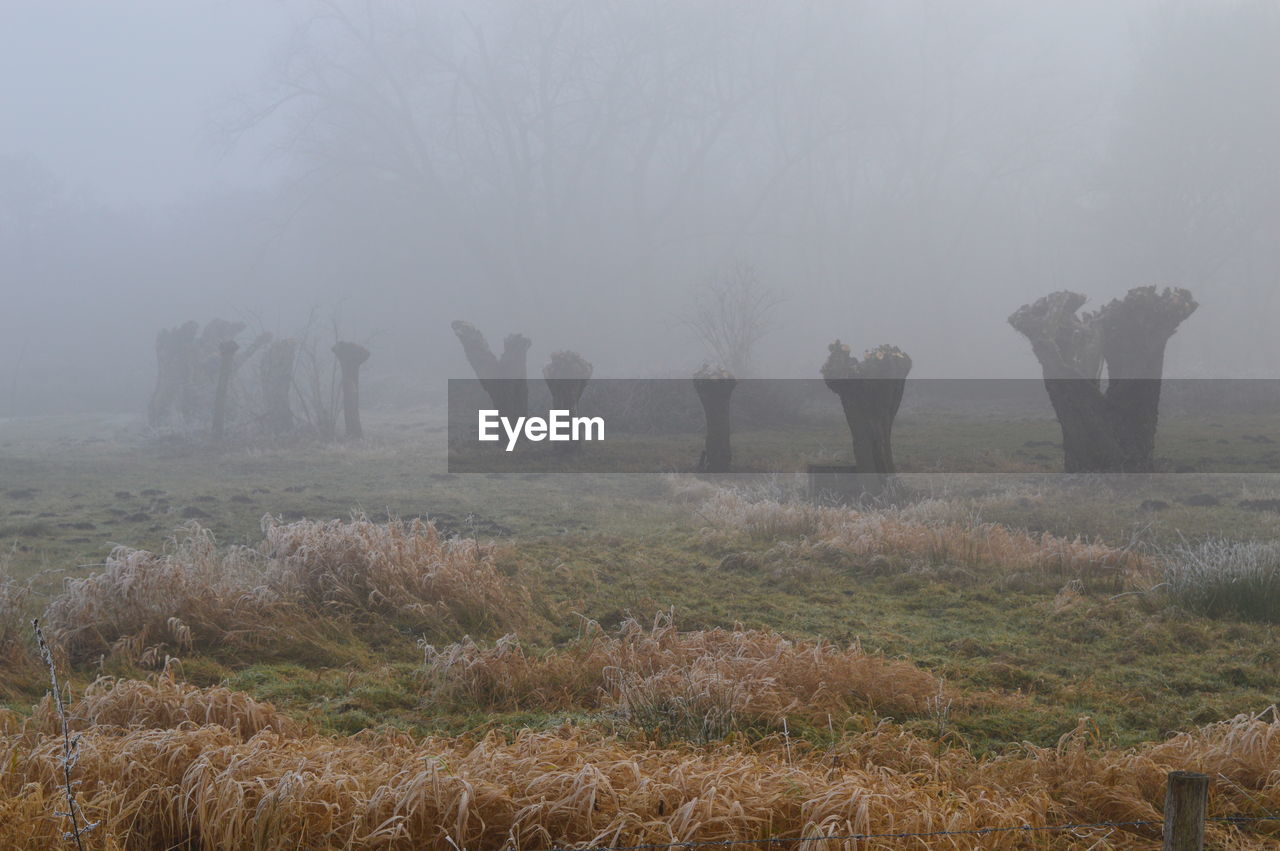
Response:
[4, 408, 1280, 847]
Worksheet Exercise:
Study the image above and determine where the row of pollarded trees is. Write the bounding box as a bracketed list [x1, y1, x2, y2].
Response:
[450, 315, 915, 485]
[685, 285, 1198, 491]
[148, 319, 371, 444]
[689, 343, 912, 492]
[148, 319, 270, 429]
[156, 285, 1194, 466]
[150, 314, 589, 447]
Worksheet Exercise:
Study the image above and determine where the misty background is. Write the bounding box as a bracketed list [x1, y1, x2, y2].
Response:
[3, 0, 1279, 417]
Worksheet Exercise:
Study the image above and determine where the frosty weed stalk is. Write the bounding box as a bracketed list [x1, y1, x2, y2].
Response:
[33, 618, 98, 851]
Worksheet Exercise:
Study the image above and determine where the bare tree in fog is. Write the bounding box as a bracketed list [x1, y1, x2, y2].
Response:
[292, 310, 344, 441]
[15, 0, 1280, 421]
[686, 264, 779, 378]
[242, 0, 768, 305]
[225, 1, 1123, 380]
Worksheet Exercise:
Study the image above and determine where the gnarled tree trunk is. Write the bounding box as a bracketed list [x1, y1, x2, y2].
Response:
[332, 341, 370, 440]
[452, 321, 531, 420]
[183, 320, 246, 423]
[1009, 287, 1196, 473]
[1099, 288, 1197, 471]
[148, 321, 198, 427]
[693, 365, 737, 473]
[211, 340, 239, 443]
[821, 342, 912, 495]
[260, 338, 298, 435]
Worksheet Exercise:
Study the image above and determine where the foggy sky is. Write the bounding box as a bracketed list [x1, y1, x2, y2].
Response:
[3, 0, 1279, 416]
[0, 2, 287, 204]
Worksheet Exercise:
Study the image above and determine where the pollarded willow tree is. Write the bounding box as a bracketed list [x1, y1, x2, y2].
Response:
[148, 320, 199, 427]
[821, 342, 913, 494]
[1008, 286, 1197, 473]
[452, 321, 532, 421]
[331, 341, 370, 440]
[259, 338, 298, 436]
[543, 351, 593, 453]
[210, 340, 239, 444]
[543, 350, 593, 411]
[693, 364, 737, 473]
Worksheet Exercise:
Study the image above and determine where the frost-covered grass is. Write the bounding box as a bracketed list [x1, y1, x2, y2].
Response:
[5, 409, 1280, 754]
[1164, 538, 1280, 622]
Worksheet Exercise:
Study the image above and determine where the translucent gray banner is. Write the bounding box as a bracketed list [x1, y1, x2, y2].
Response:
[447, 378, 1280, 474]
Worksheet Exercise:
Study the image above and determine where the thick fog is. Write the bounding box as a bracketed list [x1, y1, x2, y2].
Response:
[4, 0, 1280, 416]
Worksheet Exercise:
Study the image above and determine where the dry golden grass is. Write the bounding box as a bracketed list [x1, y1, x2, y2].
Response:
[41, 523, 260, 664]
[3, 681, 1280, 849]
[263, 515, 528, 638]
[43, 517, 531, 664]
[26, 664, 300, 740]
[699, 491, 1151, 591]
[423, 614, 944, 734]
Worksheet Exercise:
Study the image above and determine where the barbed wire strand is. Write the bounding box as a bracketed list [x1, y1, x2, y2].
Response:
[532, 813, 1280, 851]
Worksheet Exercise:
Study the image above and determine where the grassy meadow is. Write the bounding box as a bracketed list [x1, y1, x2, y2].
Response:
[3, 407, 1280, 848]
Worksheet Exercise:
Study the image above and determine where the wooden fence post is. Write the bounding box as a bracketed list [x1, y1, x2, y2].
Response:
[1163, 770, 1209, 850]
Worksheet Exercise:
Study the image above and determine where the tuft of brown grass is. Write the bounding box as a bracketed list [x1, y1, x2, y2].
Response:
[42, 523, 266, 664]
[699, 490, 1151, 591]
[263, 515, 528, 638]
[4, 683, 1280, 848]
[28, 664, 299, 740]
[43, 517, 531, 664]
[423, 613, 941, 735]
